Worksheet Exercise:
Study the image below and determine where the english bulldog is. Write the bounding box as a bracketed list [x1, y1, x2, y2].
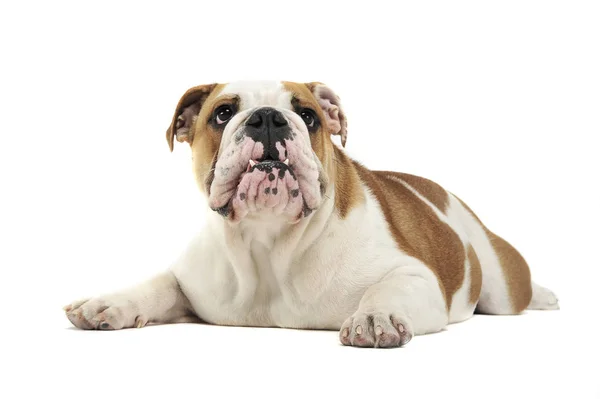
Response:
[64, 81, 559, 348]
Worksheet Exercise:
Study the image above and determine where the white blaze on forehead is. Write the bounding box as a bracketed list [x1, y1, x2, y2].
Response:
[219, 81, 293, 110]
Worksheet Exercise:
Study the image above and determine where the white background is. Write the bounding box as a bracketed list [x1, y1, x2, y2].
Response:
[1, 1, 599, 398]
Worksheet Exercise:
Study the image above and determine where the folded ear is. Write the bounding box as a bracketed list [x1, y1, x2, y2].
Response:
[306, 82, 348, 147]
[166, 84, 217, 152]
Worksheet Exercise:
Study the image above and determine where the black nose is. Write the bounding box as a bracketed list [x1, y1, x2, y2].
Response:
[245, 107, 291, 160]
[246, 107, 288, 129]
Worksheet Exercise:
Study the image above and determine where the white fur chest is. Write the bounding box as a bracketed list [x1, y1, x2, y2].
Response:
[171, 189, 407, 330]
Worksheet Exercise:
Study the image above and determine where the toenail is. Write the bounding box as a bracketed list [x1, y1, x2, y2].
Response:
[342, 328, 349, 338]
[375, 325, 383, 335]
[100, 322, 110, 329]
[355, 325, 362, 335]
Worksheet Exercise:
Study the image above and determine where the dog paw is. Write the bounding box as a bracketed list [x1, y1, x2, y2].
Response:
[64, 297, 148, 330]
[339, 311, 413, 348]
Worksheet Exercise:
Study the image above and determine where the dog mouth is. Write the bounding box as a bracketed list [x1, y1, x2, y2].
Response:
[207, 128, 326, 222]
[246, 156, 290, 173]
[211, 154, 316, 222]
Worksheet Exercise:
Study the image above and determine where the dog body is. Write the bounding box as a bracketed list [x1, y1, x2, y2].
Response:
[65, 81, 558, 347]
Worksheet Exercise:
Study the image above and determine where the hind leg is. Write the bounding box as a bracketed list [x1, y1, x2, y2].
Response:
[451, 194, 558, 314]
[464, 223, 557, 314]
[451, 195, 534, 314]
[474, 231, 533, 314]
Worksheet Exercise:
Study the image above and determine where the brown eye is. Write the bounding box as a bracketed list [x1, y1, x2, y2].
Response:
[215, 105, 234, 125]
[300, 109, 316, 128]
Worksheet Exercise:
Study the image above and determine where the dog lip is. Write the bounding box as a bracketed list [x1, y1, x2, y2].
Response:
[212, 200, 233, 217]
[247, 157, 290, 171]
[211, 159, 319, 220]
[247, 160, 296, 177]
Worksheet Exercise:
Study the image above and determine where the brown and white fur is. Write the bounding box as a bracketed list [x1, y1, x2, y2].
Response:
[64, 80, 558, 348]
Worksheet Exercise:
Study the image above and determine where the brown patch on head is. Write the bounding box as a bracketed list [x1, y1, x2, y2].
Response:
[282, 82, 332, 164]
[454, 195, 532, 313]
[354, 163, 465, 310]
[189, 86, 235, 195]
[304, 82, 348, 146]
[282, 81, 363, 218]
[165, 83, 229, 194]
[166, 84, 216, 151]
[467, 244, 482, 305]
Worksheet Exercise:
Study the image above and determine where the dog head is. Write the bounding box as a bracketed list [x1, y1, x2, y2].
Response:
[166, 81, 347, 223]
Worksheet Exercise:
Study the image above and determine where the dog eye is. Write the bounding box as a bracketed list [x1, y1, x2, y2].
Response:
[300, 109, 316, 128]
[215, 105, 235, 125]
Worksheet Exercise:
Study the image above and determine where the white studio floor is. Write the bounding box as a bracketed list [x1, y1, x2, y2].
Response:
[5, 303, 596, 399]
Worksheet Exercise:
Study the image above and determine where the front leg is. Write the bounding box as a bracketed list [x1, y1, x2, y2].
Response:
[64, 271, 196, 330]
[340, 264, 448, 348]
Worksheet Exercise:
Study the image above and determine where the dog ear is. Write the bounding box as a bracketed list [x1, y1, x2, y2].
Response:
[166, 84, 217, 152]
[305, 82, 348, 147]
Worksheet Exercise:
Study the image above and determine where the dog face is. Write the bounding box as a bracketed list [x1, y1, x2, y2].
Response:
[166, 81, 347, 223]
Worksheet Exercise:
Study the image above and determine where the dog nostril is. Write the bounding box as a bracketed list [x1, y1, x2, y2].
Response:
[271, 112, 287, 127]
[247, 112, 263, 128]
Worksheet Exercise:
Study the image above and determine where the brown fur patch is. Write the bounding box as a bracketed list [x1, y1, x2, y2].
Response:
[282, 82, 330, 162]
[392, 173, 449, 213]
[166, 83, 230, 195]
[487, 232, 532, 313]
[454, 196, 532, 313]
[166, 84, 217, 152]
[283, 81, 364, 218]
[467, 244, 482, 305]
[353, 162, 465, 310]
[188, 85, 230, 194]
[331, 145, 365, 218]
[304, 82, 348, 146]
